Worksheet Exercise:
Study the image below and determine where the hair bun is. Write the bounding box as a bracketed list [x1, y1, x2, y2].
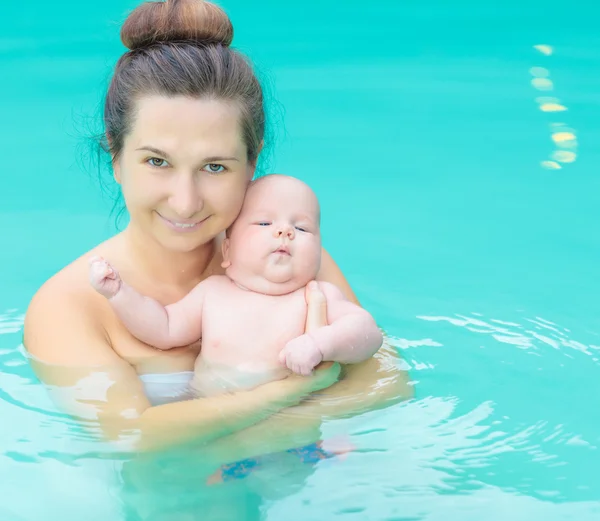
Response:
[121, 0, 233, 51]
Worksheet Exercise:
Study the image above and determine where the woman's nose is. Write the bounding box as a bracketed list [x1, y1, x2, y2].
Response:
[168, 174, 203, 218]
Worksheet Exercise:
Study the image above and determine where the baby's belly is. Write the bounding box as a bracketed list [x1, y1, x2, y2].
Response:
[191, 357, 289, 397]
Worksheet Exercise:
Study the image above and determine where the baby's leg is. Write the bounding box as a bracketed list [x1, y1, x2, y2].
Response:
[193, 357, 289, 397]
[190, 357, 233, 397]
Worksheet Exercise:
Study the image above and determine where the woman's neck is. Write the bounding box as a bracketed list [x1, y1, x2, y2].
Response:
[120, 224, 218, 290]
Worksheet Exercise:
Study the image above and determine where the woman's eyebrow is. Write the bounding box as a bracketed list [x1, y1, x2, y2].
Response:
[135, 146, 240, 163]
[204, 156, 240, 163]
[135, 146, 171, 158]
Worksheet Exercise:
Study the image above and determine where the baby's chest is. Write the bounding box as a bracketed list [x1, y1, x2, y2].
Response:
[203, 293, 307, 346]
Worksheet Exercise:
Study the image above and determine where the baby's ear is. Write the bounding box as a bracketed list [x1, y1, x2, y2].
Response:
[220, 238, 231, 268]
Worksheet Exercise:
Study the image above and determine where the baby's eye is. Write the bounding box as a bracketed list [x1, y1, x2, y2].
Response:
[147, 157, 169, 168]
[295, 226, 308, 232]
[256, 222, 271, 226]
[204, 163, 225, 174]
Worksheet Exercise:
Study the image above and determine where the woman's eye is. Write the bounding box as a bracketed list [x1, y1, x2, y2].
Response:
[204, 163, 225, 174]
[148, 158, 168, 168]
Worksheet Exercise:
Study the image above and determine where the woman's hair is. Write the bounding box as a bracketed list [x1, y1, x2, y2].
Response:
[103, 0, 266, 165]
[86, 0, 275, 227]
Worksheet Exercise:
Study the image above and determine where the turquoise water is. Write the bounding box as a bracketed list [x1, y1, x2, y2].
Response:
[2, 0, 600, 519]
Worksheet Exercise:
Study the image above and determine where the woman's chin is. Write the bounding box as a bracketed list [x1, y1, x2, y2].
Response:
[156, 232, 215, 254]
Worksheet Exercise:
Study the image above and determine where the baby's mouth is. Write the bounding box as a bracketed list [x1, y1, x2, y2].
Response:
[273, 245, 291, 255]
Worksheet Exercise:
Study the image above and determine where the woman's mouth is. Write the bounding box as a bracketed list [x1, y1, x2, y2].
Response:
[157, 212, 208, 233]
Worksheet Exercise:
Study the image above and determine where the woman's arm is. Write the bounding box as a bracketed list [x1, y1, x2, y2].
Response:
[317, 248, 360, 305]
[316, 248, 414, 408]
[23, 285, 340, 452]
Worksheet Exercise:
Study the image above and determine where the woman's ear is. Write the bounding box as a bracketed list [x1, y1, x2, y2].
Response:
[113, 161, 122, 185]
[247, 141, 264, 181]
[246, 162, 256, 182]
[106, 134, 121, 184]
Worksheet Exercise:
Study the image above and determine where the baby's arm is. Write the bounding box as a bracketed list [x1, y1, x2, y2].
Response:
[88, 256, 206, 350]
[311, 281, 383, 363]
[279, 282, 383, 375]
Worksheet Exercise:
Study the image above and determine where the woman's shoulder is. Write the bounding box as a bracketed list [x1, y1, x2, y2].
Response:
[23, 238, 119, 362]
[29, 236, 118, 306]
[317, 247, 360, 305]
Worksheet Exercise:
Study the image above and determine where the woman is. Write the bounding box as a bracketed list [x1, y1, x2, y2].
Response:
[23, 0, 411, 457]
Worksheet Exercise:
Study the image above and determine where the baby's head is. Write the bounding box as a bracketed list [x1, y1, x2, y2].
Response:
[221, 174, 322, 295]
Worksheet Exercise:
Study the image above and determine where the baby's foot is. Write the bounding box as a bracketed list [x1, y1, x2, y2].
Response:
[88, 256, 122, 299]
[320, 434, 356, 461]
[286, 435, 356, 464]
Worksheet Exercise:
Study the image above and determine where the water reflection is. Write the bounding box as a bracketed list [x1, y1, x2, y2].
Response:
[540, 160, 562, 170]
[530, 67, 553, 92]
[531, 45, 579, 170]
[551, 131, 577, 146]
[0, 308, 412, 520]
[534, 44, 553, 56]
[266, 394, 600, 520]
[3, 304, 600, 519]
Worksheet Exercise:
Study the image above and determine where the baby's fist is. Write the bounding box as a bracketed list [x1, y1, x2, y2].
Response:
[89, 256, 121, 299]
[279, 334, 324, 376]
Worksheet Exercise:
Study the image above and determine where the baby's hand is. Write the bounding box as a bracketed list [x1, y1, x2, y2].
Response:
[89, 256, 122, 299]
[279, 334, 324, 376]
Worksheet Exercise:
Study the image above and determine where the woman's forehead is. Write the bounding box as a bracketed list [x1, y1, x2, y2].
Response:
[127, 95, 245, 155]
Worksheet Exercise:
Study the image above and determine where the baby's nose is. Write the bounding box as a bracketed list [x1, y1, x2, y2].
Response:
[274, 224, 294, 239]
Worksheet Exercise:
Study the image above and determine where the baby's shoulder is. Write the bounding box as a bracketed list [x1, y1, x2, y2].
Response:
[202, 274, 231, 289]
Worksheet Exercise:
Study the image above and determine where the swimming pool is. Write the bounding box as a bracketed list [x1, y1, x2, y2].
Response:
[2, 0, 600, 519]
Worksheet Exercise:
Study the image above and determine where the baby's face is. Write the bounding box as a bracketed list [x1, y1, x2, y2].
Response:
[222, 176, 322, 295]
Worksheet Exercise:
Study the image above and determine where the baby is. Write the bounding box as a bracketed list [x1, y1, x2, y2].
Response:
[89, 174, 383, 396]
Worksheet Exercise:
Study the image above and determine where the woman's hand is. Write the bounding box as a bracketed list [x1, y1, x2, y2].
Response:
[261, 358, 341, 408]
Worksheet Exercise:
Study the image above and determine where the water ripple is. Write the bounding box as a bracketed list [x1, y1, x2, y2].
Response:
[0, 309, 24, 335]
[416, 312, 599, 361]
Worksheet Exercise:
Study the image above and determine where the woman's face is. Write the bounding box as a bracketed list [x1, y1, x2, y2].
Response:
[113, 95, 255, 252]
